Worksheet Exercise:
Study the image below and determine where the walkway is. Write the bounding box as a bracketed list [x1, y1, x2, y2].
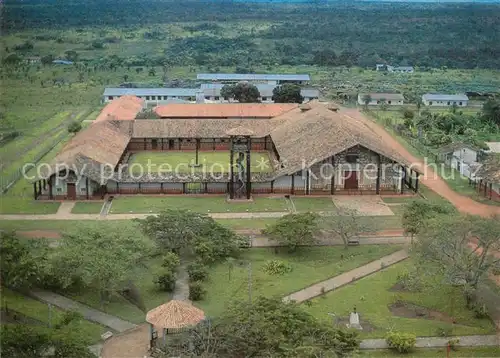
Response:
[360, 334, 500, 350]
[172, 263, 190, 302]
[251, 235, 409, 247]
[340, 108, 500, 217]
[283, 249, 409, 303]
[55, 202, 75, 215]
[30, 289, 136, 333]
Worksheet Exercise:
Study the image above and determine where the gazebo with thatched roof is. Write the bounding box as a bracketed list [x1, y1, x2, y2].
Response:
[146, 300, 205, 349]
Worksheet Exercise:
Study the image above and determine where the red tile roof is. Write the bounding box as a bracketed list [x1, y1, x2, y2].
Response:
[95, 95, 144, 123]
[154, 103, 298, 119]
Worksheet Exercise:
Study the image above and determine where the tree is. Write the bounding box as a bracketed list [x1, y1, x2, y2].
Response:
[362, 94, 371, 109]
[64, 50, 78, 62]
[67, 121, 82, 134]
[321, 208, 368, 248]
[0, 232, 48, 289]
[49, 227, 153, 301]
[402, 199, 456, 243]
[414, 214, 500, 301]
[137, 210, 242, 263]
[272, 84, 304, 103]
[263, 212, 319, 252]
[172, 296, 359, 357]
[220, 82, 260, 103]
[481, 98, 500, 127]
[3, 53, 22, 65]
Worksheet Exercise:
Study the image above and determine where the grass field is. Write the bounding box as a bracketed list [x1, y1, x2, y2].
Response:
[196, 245, 403, 317]
[1, 287, 107, 344]
[109, 195, 288, 214]
[127, 151, 273, 173]
[359, 347, 500, 357]
[291, 196, 336, 212]
[71, 201, 104, 214]
[304, 260, 496, 338]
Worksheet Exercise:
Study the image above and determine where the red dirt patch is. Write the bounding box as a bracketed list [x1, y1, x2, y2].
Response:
[101, 324, 149, 358]
[389, 301, 457, 324]
[17, 230, 62, 239]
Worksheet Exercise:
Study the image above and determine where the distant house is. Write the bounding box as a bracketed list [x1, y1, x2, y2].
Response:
[196, 73, 310, 85]
[357, 93, 404, 106]
[422, 94, 469, 107]
[200, 83, 319, 103]
[438, 143, 483, 178]
[52, 60, 74, 65]
[25, 56, 41, 64]
[473, 154, 500, 202]
[102, 88, 199, 104]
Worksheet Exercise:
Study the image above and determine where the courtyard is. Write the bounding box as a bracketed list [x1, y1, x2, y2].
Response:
[126, 151, 274, 174]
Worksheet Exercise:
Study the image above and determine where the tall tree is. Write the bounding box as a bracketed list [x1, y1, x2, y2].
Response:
[481, 98, 500, 126]
[263, 212, 319, 252]
[272, 84, 304, 103]
[362, 94, 371, 109]
[220, 82, 260, 103]
[49, 227, 153, 300]
[415, 214, 500, 301]
[321, 208, 368, 248]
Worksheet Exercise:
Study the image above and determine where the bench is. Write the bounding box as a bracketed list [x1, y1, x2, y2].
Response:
[347, 239, 360, 246]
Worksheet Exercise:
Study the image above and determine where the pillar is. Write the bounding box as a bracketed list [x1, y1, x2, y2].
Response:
[246, 143, 251, 200]
[144, 138, 146, 150]
[161, 182, 164, 193]
[489, 183, 493, 200]
[415, 173, 419, 193]
[331, 155, 335, 195]
[43, 179, 47, 191]
[33, 182, 37, 200]
[305, 169, 310, 195]
[375, 154, 381, 194]
[229, 148, 234, 199]
[183, 183, 186, 194]
[48, 178, 53, 200]
[484, 180, 487, 197]
[408, 169, 413, 190]
[195, 138, 200, 165]
[178, 138, 182, 150]
[271, 180, 274, 194]
[86, 177, 90, 200]
[400, 166, 405, 194]
[291, 174, 295, 195]
[213, 138, 216, 151]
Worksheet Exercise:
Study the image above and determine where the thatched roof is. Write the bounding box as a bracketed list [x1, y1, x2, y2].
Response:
[146, 300, 205, 329]
[225, 126, 255, 136]
[95, 95, 144, 122]
[154, 103, 298, 118]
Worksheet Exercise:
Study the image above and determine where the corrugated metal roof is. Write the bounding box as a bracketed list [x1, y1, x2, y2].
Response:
[422, 93, 469, 101]
[485, 142, 500, 153]
[359, 93, 404, 100]
[197, 73, 310, 81]
[103, 88, 200, 97]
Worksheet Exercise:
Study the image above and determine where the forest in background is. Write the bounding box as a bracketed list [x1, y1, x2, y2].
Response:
[2, 0, 500, 69]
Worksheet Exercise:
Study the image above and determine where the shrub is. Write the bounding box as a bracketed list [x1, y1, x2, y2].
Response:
[492, 267, 500, 276]
[187, 261, 208, 282]
[188, 281, 206, 301]
[435, 327, 452, 337]
[396, 269, 422, 291]
[386, 332, 416, 353]
[162, 252, 180, 271]
[262, 260, 292, 276]
[472, 303, 489, 319]
[448, 338, 460, 351]
[155, 270, 176, 292]
[67, 121, 82, 134]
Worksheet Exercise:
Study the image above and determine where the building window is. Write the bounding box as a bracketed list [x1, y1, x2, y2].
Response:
[163, 96, 168, 100]
[80, 188, 86, 193]
[459, 101, 463, 105]
[146, 96, 150, 100]
[223, 96, 228, 101]
[345, 154, 359, 163]
[388, 100, 392, 104]
[151, 96, 156, 100]
[56, 188, 62, 192]
[447, 101, 450, 105]
[429, 101, 433, 105]
[214, 96, 219, 100]
[262, 97, 268, 101]
[205, 96, 210, 100]
[108, 96, 114, 100]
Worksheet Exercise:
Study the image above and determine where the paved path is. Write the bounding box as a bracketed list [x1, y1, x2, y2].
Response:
[360, 334, 500, 350]
[251, 235, 409, 247]
[341, 108, 500, 217]
[30, 289, 136, 333]
[172, 263, 190, 302]
[283, 250, 409, 303]
[55, 202, 75, 215]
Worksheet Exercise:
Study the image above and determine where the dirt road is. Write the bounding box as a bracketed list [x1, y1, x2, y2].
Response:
[341, 108, 500, 217]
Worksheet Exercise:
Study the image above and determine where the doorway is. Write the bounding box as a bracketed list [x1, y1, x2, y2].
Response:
[67, 183, 76, 200]
[343, 171, 359, 190]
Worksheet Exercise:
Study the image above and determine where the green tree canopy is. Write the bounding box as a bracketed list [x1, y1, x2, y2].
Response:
[263, 212, 319, 252]
[220, 82, 260, 103]
[402, 199, 456, 240]
[272, 84, 304, 103]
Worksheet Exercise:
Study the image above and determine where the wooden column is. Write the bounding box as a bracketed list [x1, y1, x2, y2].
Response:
[246, 142, 251, 200]
[376, 154, 381, 194]
[43, 179, 47, 191]
[178, 139, 182, 150]
[291, 174, 295, 195]
[213, 138, 216, 151]
[400, 166, 405, 194]
[138, 182, 142, 194]
[144, 138, 147, 150]
[408, 169, 413, 190]
[415, 173, 419, 193]
[183, 183, 186, 194]
[195, 139, 200, 165]
[160, 182, 164, 193]
[484, 180, 488, 197]
[331, 155, 335, 195]
[489, 183, 493, 200]
[33, 182, 38, 199]
[271, 180, 274, 194]
[305, 169, 310, 195]
[229, 148, 234, 199]
[48, 178, 53, 200]
[86, 177, 90, 200]
[204, 182, 208, 194]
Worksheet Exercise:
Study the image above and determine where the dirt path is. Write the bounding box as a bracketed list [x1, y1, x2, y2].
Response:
[340, 108, 500, 217]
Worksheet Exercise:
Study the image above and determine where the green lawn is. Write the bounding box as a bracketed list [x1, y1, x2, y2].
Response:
[65, 256, 169, 324]
[1, 287, 107, 344]
[304, 260, 496, 338]
[109, 195, 289, 214]
[196, 245, 403, 317]
[291, 197, 336, 212]
[216, 218, 279, 230]
[127, 151, 273, 173]
[359, 347, 500, 358]
[0, 197, 60, 215]
[381, 196, 417, 204]
[71, 201, 104, 214]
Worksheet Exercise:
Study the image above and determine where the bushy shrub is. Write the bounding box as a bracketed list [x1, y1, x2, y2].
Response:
[67, 121, 82, 134]
[162, 252, 180, 271]
[263, 260, 292, 276]
[435, 327, 452, 337]
[448, 338, 460, 351]
[188, 281, 206, 301]
[155, 270, 176, 292]
[472, 303, 489, 319]
[187, 261, 208, 282]
[386, 332, 416, 353]
[396, 269, 422, 291]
